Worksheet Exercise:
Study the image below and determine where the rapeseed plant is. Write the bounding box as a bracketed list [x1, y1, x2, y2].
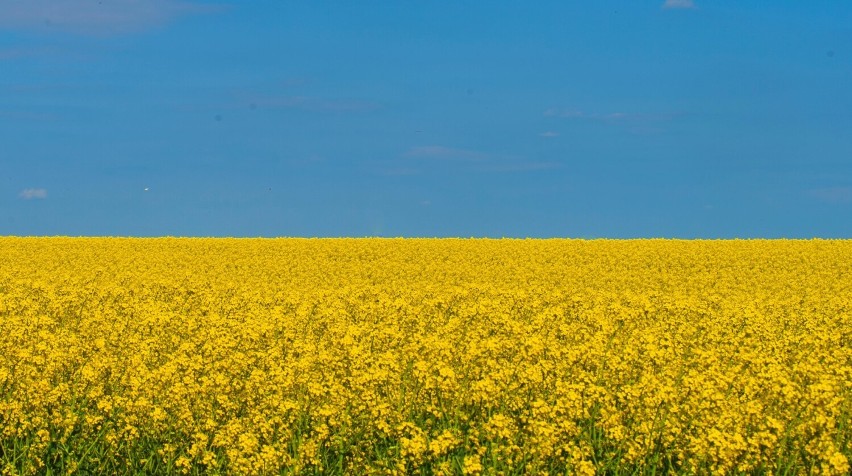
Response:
[0, 238, 849, 474]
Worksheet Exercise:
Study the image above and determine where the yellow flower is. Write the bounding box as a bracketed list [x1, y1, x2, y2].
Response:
[462, 455, 483, 475]
[0, 237, 849, 474]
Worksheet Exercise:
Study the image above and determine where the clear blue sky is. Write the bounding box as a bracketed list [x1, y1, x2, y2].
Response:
[1, 1, 850, 237]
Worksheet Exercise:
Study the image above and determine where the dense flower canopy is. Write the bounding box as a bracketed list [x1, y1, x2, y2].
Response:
[0, 238, 850, 474]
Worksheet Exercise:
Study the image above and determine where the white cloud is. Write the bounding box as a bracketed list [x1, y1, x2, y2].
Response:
[0, 47, 36, 60]
[0, 0, 221, 35]
[809, 187, 852, 204]
[403, 145, 488, 161]
[544, 108, 681, 124]
[544, 108, 583, 118]
[663, 0, 696, 9]
[544, 109, 633, 121]
[0, 110, 58, 121]
[244, 95, 381, 113]
[478, 161, 560, 173]
[377, 167, 421, 176]
[19, 188, 48, 200]
[394, 145, 554, 174]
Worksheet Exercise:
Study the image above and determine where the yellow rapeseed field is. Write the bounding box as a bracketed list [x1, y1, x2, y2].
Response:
[0, 237, 850, 475]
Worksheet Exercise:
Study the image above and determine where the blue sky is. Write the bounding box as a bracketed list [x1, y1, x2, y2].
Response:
[1, 0, 850, 237]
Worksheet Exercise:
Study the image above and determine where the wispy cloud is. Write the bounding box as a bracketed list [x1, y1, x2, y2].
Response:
[0, 46, 80, 63]
[809, 186, 852, 204]
[662, 0, 696, 10]
[478, 161, 560, 173]
[544, 108, 680, 124]
[245, 95, 381, 113]
[0, 110, 59, 121]
[545, 108, 633, 121]
[0, 0, 222, 36]
[403, 145, 488, 162]
[544, 108, 584, 118]
[379, 167, 422, 176]
[539, 131, 560, 138]
[19, 188, 48, 200]
[391, 145, 559, 174]
[0, 47, 46, 61]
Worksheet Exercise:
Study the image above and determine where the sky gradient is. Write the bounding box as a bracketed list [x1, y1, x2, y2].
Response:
[1, 1, 851, 237]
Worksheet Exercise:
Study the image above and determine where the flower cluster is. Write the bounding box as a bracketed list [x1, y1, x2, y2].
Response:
[0, 238, 849, 474]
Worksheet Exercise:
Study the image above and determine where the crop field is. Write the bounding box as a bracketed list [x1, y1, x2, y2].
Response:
[0, 238, 850, 475]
